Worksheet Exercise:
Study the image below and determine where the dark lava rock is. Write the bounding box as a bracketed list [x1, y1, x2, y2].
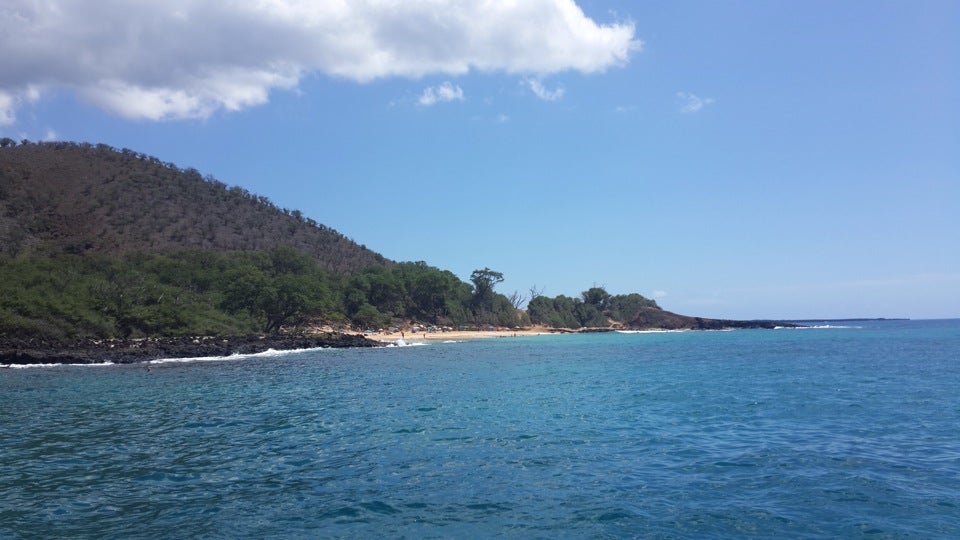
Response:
[625, 306, 800, 331]
[0, 333, 381, 365]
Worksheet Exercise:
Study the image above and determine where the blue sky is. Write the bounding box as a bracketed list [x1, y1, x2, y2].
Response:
[2, 1, 958, 319]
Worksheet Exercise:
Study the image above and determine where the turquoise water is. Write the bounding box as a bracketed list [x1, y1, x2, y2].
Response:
[2, 320, 959, 538]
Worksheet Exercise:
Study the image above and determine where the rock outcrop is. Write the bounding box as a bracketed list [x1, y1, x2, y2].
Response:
[0, 333, 380, 365]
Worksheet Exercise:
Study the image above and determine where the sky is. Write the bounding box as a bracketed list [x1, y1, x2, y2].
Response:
[2, 0, 958, 320]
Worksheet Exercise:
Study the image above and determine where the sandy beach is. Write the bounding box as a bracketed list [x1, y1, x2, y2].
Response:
[368, 327, 562, 345]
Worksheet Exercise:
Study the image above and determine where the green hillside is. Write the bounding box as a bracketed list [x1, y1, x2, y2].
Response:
[0, 142, 522, 342]
[1, 141, 784, 348]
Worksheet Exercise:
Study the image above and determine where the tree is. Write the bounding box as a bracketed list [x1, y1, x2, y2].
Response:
[507, 290, 527, 309]
[492, 295, 520, 326]
[363, 267, 406, 316]
[582, 287, 610, 310]
[0, 137, 15, 148]
[410, 267, 455, 320]
[343, 282, 369, 317]
[221, 248, 328, 333]
[529, 284, 544, 301]
[574, 301, 608, 327]
[258, 274, 318, 333]
[606, 293, 659, 323]
[221, 264, 270, 327]
[270, 245, 312, 275]
[549, 295, 582, 328]
[470, 268, 504, 300]
[527, 296, 557, 326]
[353, 303, 387, 330]
[90, 262, 157, 338]
[469, 268, 505, 326]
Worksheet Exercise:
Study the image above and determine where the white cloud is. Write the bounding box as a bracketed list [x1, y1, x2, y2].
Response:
[496, 113, 510, 123]
[0, 85, 39, 126]
[42, 128, 58, 141]
[418, 82, 464, 106]
[0, 0, 640, 122]
[677, 92, 715, 113]
[0, 93, 14, 126]
[81, 69, 301, 121]
[652, 290, 668, 299]
[526, 79, 566, 102]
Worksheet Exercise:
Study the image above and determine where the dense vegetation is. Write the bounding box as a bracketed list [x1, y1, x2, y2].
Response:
[0, 247, 525, 343]
[1, 140, 773, 346]
[0, 141, 531, 343]
[527, 287, 661, 329]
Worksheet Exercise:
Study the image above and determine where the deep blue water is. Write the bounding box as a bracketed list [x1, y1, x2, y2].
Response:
[2, 320, 959, 538]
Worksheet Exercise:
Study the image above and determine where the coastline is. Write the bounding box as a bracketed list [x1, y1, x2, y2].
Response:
[0, 333, 379, 366]
[369, 327, 563, 345]
[0, 327, 576, 366]
[366, 319, 796, 345]
[1, 321, 798, 366]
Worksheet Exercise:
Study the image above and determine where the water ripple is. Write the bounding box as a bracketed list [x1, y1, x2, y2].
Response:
[2, 322, 959, 537]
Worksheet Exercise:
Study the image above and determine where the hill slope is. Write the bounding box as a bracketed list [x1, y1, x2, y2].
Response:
[0, 142, 388, 274]
[0, 141, 791, 356]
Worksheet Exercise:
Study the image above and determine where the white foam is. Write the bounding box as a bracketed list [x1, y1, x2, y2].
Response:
[775, 325, 860, 330]
[616, 329, 687, 334]
[1, 361, 116, 369]
[148, 346, 330, 365]
[385, 340, 428, 347]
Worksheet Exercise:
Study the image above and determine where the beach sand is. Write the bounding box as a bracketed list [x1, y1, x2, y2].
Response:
[368, 327, 560, 345]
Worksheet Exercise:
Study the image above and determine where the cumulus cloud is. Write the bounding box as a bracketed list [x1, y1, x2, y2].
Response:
[677, 92, 715, 113]
[0, 85, 40, 126]
[526, 79, 566, 102]
[0, 0, 640, 122]
[0, 93, 15, 126]
[418, 82, 464, 106]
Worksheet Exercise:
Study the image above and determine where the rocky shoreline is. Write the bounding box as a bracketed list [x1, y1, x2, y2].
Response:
[1, 319, 799, 366]
[0, 333, 382, 366]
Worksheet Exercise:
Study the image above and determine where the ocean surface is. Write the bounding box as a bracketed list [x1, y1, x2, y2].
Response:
[2, 320, 959, 538]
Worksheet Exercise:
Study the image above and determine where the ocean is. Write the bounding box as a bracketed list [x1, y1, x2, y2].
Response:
[2, 319, 958, 538]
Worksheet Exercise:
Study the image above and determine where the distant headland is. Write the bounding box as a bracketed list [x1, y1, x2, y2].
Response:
[787, 318, 908, 323]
